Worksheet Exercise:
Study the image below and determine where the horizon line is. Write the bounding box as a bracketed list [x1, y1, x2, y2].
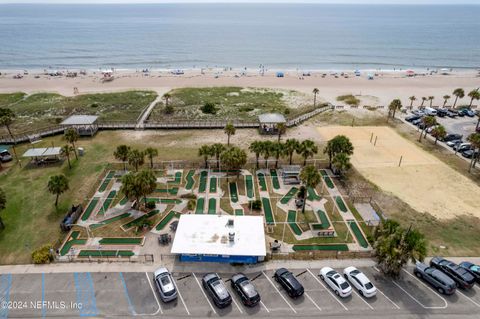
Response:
[1, 1, 480, 5]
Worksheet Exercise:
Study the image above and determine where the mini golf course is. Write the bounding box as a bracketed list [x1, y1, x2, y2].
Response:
[156, 211, 181, 231]
[349, 220, 369, 248]
[261, 197, 275, 224]
[121, 210, 160, 230]
[229, 182, 238, 203]
[119, 197, 128, 205]
[307, 187, 321, 201]
[208, 198, 217, 214]
[199, 171, 208, 193]
[292, 244, 349, 251]
[195, 197, 205, 214]
[209, 176, 217, 193]
[280, 187, 298, 205]
[245, 175, 254, 198]
[185, 170, 195, 190]
[270, 169, 280, 190]
[98, 171, 115, 192]
[335, 196, 348, 213]
[155, 187, 179, 195]
[287, 210, 302, 236]
[78, 250, 134, 257]
[98, 190, 116, 216]
[98, 237, 144, 245]
[312, 210, 331, 230]
[81, 197, 99, 221]
[321, 170, 335, 189]
[258, 173, 267, 191]
[235, 209, 244, 216]
[60, 231, 87, 256]
[168, 171, 182, 184]
[145, 198, 182, 204]
[90, 212, 131, 230]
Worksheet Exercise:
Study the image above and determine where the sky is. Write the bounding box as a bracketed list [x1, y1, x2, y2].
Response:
[0, 0, 479, 4]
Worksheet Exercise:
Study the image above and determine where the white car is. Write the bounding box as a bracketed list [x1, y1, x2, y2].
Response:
[343, 267, 377, 298]
[319, 267, 352, 298]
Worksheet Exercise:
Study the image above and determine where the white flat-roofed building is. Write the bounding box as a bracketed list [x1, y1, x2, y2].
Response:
[171, 215, 266, 264]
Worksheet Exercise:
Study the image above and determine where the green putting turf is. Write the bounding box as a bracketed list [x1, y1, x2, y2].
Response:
[78, 250, 134, 257]
[70, 231, 80, 239]
[292, 244, 349, 251]
[258, 173, 267, 191]
[168, 171, 182, 184]
[195, 197, 205, 214]
[335, 196, 348, 213]
[261, 197, 275, 224]
[280, 187, 298, 204]
[81, 197, 99, 221]
[199, 171, 208, 193]
[145, 198, 181, 204]
[307, 187, 321, 201]
[234, 209, 244, 216]
[208, 198, 217, 214]
[121, 210, 160, 230]
[156, 211, 181, 230]
[60, 235, 87, 256]
[349, 220, 369, 248]
[98, 190, 116, 216]
[90, 212, 131, 230]
[119, 197, 128, 205]
[229, 182, 238, 203]
[99, 237, 144, 245]
[245, 175, 254, 198]
[316, 209, 330, 229]
[98, 171, 115, 192]
[287, 210, 302, 236]
[321, 170, 335, 189]
[209, 176, 217, 193]
[270, 169, 280, 190]
[155, 187, 179, 195]
[185, 170, 195, 190]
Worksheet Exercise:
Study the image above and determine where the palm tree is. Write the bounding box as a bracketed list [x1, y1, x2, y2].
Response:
[408, 96, 416, 109]
[0, 107, 19, 165]
[431, 125, 446, 145]
[137, 169, 157, 205]
[467, 133, 480, 172]
[297, 139, 318, 166]
[312, 88, 319, 108]
[284, 138, 300, 165]
[211, 143, 226, 170]
[0, 187, 6, 229]
[418, 116, 436, 142]
[261, 141, 273, 168]
[388, 99, 402, 121]
[114, 145, 131, 171]
[64, 128, 79, 160]
[332, 153, 351, 176]
[299, 165, 321, 213]
[428, 96, 434, 107]
[120, 173, 142, 209]
[271, 142, 284, 168]
[128, 149, 145, 172]
[249, 141, 264, 169]
[442, 95, 451, 107]
[420, 97, 427, 108]
[198, 145, 213, 168]
[224, 122, 236, 146]
[220, 147, 247, 178]
[60, 144, 75, 169]
[323, 135, 354, 169]
[47, 174, 69, 207]
[276, 123, 286, 142]
[452, 88, 465, 109]
[468, 89, 480, 108]
[144, 147, 158, 169]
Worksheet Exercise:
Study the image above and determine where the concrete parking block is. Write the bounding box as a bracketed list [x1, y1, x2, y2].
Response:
[90, 272, 132, 316]
[6, 274, 42, 318]
[122, 272, 160, 315]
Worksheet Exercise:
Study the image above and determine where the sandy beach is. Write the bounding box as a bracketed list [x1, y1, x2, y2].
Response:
[1, 69, 479, 107]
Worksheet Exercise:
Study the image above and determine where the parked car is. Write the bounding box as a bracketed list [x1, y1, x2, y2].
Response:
[426, 125, 439, 134]
[202, 273, 232, 308]
[447, 110, 458, 118]
[343, 267, 376, 298]
[154, 267, 178, 302]
[405, 115, 421, 122]
[465, 109, 476, 117]
[459, 262, 480, 283]
[320, 267, 352, 298]
[273, 268, 304, 298]
[461, 149, 478, 159]
[425, 107, 437, 116]
[437, 108, 448, 117]
[231, 273, 261, 307]
[412, 118, 423, 126]
[430, 257, 476, 289]
[454, 143, 472, 152]
[0, 150, 12, 163]
[457, 109, 467, 117]
[443, 133, 463, 142]
[414, 262, 456, 295]
[446, 139, 462, 148]
[412, 110, 425, 116]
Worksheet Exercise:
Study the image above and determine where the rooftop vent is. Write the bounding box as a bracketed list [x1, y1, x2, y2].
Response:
[228, 232, 235, 242]
[227, 219, 234, 227]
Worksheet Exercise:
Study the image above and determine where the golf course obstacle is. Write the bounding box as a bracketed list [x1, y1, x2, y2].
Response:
[245, 175, 254, 198]
[155, 210, 181, 231]
[90, 212, 131, 230]
[208, 198, 217, 214]
[199, 171, 208, 193]
[81, 197, 99, 221]
[185, 170, 195, 190]
[270, 169, 280, 190]
[98, 237, 144, 245]
[209, 176, 217, 193]
[229, 182, 239, 203]
[121, 209, 160, 231]
[261, 197, 275, 224]
[348, 220, 369, 248]
[280, 187, 298, 205]
[287, 210, 302, 235]
[195, 197, 205, 214]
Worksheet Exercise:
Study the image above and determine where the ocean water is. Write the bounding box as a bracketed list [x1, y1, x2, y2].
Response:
[0, 3, 479, 70]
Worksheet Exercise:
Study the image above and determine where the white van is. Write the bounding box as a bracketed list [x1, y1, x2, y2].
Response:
[425, 107, 437, 116]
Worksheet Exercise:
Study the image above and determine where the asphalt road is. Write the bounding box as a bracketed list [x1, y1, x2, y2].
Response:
[1, 265, 480, 318]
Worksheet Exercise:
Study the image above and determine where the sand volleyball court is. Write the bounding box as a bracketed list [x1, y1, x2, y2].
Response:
[316, 126, 480, 220]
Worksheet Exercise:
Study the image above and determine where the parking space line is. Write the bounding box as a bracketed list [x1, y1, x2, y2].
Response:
[145, 272, 163, 315]
[375, 287, 400, 310]
[261, 271, 296, 314]
[401, 269, 448, 309]
[192, 273, 217, 315]
[456, 290, 480, 308]
[259, 301, 270, 313]
[0, 274, 12, 319]
[172, 278, 190, 316]
[306, 269, 348, 311]
[73, 272, 98, 317]
[119, 273, 137, 315]
[351, 289, 374, 310]
[230, 292, 243, 314]
[304, 292, 322, 311]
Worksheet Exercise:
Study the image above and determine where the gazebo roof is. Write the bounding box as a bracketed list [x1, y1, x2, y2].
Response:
[61, 115, 98, 125]
[23, 147, 61, 157]
[258, 113, 286, 124]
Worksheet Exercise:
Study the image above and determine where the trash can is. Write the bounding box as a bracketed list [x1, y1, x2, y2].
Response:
[77, 147, 85, 156]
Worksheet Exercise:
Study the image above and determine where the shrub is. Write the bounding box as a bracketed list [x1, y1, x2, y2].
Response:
[283, 108, 291, 115]
[90, 102, 99, 108]
[337, 94, 360, 106]
[249, 199, 262, 210]
[32, 245, 54, 264]
[239, 106, 254, 112]
[201, 102, 217, 114]
[180, 193, 197, 199]
[145, 201, 156, 209]
[187, 199, 196, 211]
[165, 104, 174, 114]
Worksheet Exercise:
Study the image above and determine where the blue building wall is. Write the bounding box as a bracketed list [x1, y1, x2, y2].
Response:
[179, 254, 259, 264]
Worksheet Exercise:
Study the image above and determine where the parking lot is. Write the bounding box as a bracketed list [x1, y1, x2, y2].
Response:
[2, 265, 480, 318]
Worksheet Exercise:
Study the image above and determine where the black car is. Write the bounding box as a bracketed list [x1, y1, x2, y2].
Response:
[457, 109, 467, 117]
[202, 273, 232, 308]
[430, 257, 476, 289]
[414, 262, 456, 295]
[459, 261, 480, 283]
[405, 115, 421, 122]
[442, 133, 463, 142]
[461, 149, 478, 159]
[273, 268, 304, 298]
[437, 109, 448, 117]
[231, 274, 261, 307]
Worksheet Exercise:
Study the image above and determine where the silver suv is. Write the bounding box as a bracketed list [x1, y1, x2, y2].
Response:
[154, 267, 177, 302]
